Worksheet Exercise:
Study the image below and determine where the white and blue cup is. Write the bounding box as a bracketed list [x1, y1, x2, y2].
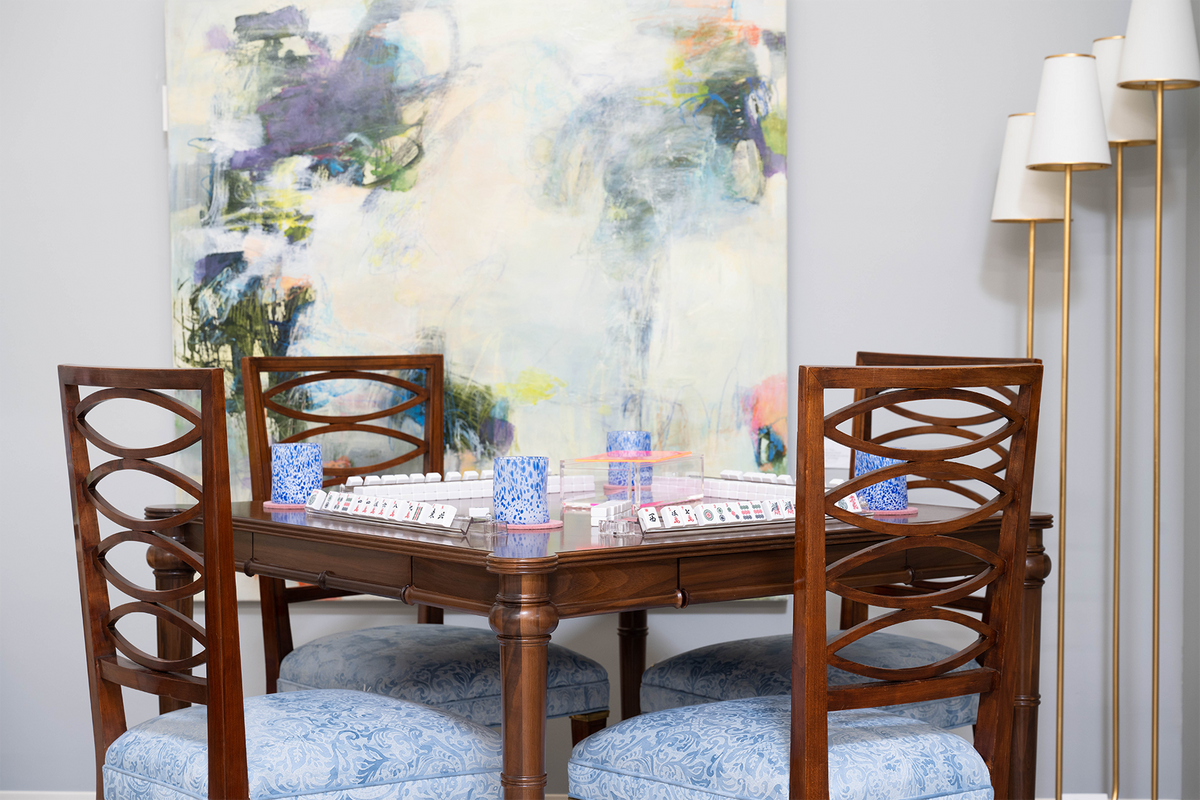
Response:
[492, 455, 550, 525]
[607, 429, 652, 487]
[854, 452, 908, 511]
[270, 442, 323, 505]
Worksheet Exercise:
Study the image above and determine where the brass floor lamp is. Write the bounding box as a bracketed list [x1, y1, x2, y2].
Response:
[1091, 34, 1157, 800]
[991, 112, 1063, 356]
[1026, 52, 1111, 800]
[1116, 2, 1200, 798]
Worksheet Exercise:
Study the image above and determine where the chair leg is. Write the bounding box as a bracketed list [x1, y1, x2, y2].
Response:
[839, 597, 869, 630]
[570, 711, 609, 746]
[417, 604, 444, 624]
[259, 576, 294, 694]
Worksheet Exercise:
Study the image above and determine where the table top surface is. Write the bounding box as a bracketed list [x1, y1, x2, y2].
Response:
[232, 500, 1051, 562]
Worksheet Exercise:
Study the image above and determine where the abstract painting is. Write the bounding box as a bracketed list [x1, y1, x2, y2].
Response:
[167, 0, 788, 497]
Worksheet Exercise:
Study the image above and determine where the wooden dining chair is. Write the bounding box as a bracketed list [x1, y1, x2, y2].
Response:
[640, 351, 1039, 733]
[59, 365, 501, 800]
[571, 363, 1043, 800]
[242, 355, 610, 743]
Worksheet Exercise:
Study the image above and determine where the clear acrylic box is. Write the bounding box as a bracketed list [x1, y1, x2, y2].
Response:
[558, 450, 705, 523]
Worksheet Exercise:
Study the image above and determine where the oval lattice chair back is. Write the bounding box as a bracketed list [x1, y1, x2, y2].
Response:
[241, 354, 445, 498]
[839, 351, 1041, 630]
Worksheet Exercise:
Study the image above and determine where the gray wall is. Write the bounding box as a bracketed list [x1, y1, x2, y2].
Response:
[1, 0, 1195, 797]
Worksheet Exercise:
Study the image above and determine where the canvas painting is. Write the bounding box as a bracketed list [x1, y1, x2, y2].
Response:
[167, 0, 788, 498]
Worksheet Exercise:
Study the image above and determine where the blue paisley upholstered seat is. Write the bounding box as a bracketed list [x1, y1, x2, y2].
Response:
[640, 631, 978, 730]
[568, 697, 991, 800]
[104, 690, 502, 800]
[278, 625, 610, 726]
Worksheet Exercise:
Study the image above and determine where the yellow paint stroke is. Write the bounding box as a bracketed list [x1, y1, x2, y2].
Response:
[496, 368, 566, 406]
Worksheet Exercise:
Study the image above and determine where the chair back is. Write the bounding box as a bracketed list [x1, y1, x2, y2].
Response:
[850, 352, 1041, 506]
[242, 355, 445, 501]
[792, 363, 1042, 800]
[59, 366, 248, 797]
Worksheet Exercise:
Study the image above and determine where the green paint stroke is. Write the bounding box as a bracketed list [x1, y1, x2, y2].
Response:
[176, 272, 315, 416]
[444, 374, 514, 458]
[762, 115, 786, 156]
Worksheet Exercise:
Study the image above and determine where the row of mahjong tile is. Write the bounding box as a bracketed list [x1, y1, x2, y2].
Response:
[703, 477, 795, 501]
[638, 498, 797, 531]
[306, 489, 460, 529]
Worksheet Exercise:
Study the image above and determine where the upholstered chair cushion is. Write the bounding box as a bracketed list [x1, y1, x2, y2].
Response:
[104, 689, 501, 799]
[278, 625, 609, 725]
[568, 696, 991, 800]
[640, 631, 978, 730]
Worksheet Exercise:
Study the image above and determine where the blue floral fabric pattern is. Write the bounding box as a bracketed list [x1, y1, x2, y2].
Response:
[568, 698, 992, 800]
[492, 455, 550, 524]
[854, 452, 908, 511]
[270, 443, 323, 504]
[104, 689, 502, 799]
[640, 631, 978, 730]
[279, 625, 609, 726]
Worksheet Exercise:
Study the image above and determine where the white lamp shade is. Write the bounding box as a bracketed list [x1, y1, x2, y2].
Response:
[992, 114, 1065, 221]
[1117, 0, 1200, 90]
[1027, 54, 1112, 171]
[1093, 37, 1157, 144]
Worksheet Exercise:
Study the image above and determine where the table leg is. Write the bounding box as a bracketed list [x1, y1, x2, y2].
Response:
[489, 560, 558, 800]
[1012, 530, 1050, 800]
[617, 610, 647, 719]
[144, 505, 196, 715]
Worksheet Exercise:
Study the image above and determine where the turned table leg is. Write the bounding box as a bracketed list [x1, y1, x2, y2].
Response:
[1012, 529, 1050, 800]
[618, 609, 648, 719]
[144, 505, 196, 715]
[489, 556, 558, 800]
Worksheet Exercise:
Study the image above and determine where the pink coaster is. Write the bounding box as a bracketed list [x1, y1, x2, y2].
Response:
[264, 501, 307, 510]
[504, 520, 564, 531]
[872, 506, 918, 516]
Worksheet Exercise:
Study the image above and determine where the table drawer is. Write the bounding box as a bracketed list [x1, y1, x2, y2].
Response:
[553, 560, 679, 616]
[253, 533, 412, 592]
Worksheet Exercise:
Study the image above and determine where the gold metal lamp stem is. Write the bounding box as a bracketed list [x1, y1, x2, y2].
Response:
[1028, 221, 1037, 358]
[1110, 141, 1124, 800]
[1055, 163, 1073, 800]
[1151, 80, 1163, 800]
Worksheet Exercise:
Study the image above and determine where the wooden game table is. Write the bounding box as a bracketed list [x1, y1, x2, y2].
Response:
[167, 502, 1050, 800]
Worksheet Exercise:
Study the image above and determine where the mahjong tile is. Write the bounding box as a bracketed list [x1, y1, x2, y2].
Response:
[663, 506, 688, 528]
[637, 507, 662, 530]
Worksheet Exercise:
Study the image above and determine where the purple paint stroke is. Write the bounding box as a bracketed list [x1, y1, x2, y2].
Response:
[232, 35, 405, 170]
[193, 251, 245, 286]
[233, 6, 308, 42]
[206, 26, 232, 52]
[481, 418, 515, 456]
[229, 3, 459, 173]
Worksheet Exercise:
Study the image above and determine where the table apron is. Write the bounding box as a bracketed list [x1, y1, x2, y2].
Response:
[240, 529, 1005, 618]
